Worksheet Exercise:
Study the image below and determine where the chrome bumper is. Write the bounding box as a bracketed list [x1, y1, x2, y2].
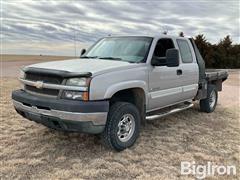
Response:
[13, 100, 107, 125]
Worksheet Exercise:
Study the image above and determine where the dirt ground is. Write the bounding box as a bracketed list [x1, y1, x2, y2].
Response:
[1, 55, 75, 77]
[0, 56, 239, 179]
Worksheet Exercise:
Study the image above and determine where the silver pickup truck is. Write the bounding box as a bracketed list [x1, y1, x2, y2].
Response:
[12, 35, 228, 151]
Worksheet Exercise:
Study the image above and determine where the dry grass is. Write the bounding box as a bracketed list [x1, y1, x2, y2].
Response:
[1, 54, 75, 62]
[0, 72, 239, 179]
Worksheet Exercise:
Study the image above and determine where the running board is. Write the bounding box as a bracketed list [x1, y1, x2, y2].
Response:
[146, 102, 194, 121]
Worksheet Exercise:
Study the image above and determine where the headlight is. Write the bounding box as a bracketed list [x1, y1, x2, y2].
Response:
[62, 91, 89, 101]
[66, 78, 89, 87]
[63, 77, 90, 101]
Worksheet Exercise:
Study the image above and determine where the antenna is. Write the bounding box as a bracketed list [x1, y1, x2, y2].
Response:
[162, 26, 168, 35]
[74, 29, 77, 57]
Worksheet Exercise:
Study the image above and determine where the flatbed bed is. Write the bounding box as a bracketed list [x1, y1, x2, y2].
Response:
[206, 69, 228, 81]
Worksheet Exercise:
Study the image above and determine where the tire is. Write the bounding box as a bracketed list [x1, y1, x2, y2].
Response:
[101, 102, 140, 151]
[200, 84, 218, 113]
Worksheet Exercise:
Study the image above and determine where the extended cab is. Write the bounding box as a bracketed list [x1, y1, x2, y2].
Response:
[12, 35, 228, 151]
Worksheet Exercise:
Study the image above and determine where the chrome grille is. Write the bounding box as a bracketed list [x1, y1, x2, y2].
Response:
[25, 85, 59, 96]
[24, 72, 64, 97]
[25, 72, 63, 84]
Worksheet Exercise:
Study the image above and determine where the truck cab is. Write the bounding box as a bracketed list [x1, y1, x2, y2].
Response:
[12, 35, 228, 151]
[147, 37, 199, 110]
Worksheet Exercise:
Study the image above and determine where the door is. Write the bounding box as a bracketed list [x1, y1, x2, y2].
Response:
[176, 39, 199, 101]
[148, 38, 183, 111]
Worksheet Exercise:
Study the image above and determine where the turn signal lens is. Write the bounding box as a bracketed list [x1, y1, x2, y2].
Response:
[82, 92, 89, 101]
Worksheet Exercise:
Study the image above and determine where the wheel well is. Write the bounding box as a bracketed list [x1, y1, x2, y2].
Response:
[110, 88, 146, 124]
[209, 80, 222, 91]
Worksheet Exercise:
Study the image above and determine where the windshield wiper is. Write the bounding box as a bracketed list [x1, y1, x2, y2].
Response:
[80, 56, 98, 59]
[99, 57, 122, 61]
[81, 56, 135, 63]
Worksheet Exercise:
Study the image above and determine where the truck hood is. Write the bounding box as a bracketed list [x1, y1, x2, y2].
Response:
[25, 58, 141, 76]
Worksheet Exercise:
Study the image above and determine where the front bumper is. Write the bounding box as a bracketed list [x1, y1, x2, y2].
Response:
[12, 90, 109, 134]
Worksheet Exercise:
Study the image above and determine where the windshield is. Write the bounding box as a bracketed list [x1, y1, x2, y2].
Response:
[82, 37, 153, 63]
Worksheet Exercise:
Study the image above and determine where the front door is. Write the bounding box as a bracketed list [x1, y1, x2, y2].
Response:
[148, 38, 183, 111]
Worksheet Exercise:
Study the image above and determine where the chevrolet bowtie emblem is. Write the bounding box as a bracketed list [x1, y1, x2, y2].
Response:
[35, 81, 44, 89]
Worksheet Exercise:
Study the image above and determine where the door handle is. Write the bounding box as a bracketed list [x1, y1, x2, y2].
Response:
[177, 69, 182, 75]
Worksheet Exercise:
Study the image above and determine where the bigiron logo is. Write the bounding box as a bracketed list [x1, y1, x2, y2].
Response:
[180, 161, 237, 179]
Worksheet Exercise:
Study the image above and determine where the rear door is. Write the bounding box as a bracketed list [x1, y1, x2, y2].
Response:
[176, 39, 199, 101]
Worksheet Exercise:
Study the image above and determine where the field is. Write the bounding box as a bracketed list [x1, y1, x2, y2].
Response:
[1, 55, 75, 77]
[0, 55, 239, 179]
[1, 54, 75, 62]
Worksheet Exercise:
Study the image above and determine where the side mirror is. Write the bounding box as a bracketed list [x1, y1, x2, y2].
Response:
[151, 56, 167, 66]
[80, 49, 86, 57]
[166, 48, 179, 67]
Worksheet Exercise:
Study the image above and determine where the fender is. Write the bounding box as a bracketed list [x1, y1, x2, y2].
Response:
[104, 80, 148, 102]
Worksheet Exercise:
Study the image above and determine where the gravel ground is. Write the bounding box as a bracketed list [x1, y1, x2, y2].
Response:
[0, 70, 239, 180]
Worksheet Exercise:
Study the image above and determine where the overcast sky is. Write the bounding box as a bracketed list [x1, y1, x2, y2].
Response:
[2, 0, 239, 56]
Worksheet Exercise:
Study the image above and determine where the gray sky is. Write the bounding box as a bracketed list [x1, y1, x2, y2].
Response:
[2, 0, 239, 56]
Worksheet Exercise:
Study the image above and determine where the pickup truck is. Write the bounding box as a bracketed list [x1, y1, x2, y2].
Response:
[12, 35, 228, 151]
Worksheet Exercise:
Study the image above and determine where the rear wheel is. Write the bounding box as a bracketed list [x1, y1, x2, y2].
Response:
[200, 84, 218, 113]
[101, 102, 140, 151]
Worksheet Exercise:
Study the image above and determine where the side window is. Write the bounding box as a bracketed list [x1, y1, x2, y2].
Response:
[177, 39, 193, 63]
[153, 38, 175, 65]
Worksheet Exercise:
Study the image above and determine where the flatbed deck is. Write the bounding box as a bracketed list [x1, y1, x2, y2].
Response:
[205, 69, 228, 81]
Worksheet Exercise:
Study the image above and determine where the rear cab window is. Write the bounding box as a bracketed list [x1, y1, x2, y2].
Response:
[177, 39, 193, 63]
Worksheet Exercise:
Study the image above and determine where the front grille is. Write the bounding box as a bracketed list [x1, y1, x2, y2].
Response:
[24, 72, 63, 97]
[25, 85, 59, 96]
[25, 72, 63, 84]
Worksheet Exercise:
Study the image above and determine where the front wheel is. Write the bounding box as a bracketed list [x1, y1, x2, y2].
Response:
[200, 84, 218, 113]
[101, 102, 140, 151]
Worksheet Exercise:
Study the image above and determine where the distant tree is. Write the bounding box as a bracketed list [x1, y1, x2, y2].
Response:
[230, 44, 240, 68]
[194, 34, 239, 69]
[219, 35, 232, 49]
[194, 34, 214, 67]
[194, 34, 208, 58]
[217, 35, 235, 68]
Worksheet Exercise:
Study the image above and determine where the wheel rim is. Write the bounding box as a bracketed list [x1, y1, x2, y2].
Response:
[117, 114, 135, 142]
[209, 90, 216, 108]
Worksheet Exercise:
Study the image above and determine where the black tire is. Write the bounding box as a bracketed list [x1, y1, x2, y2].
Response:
[200, 84, 218, 113]
[101, 102, 140, 151]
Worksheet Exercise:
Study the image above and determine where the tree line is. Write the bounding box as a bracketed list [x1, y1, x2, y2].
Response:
[193, 34, 240, 69]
